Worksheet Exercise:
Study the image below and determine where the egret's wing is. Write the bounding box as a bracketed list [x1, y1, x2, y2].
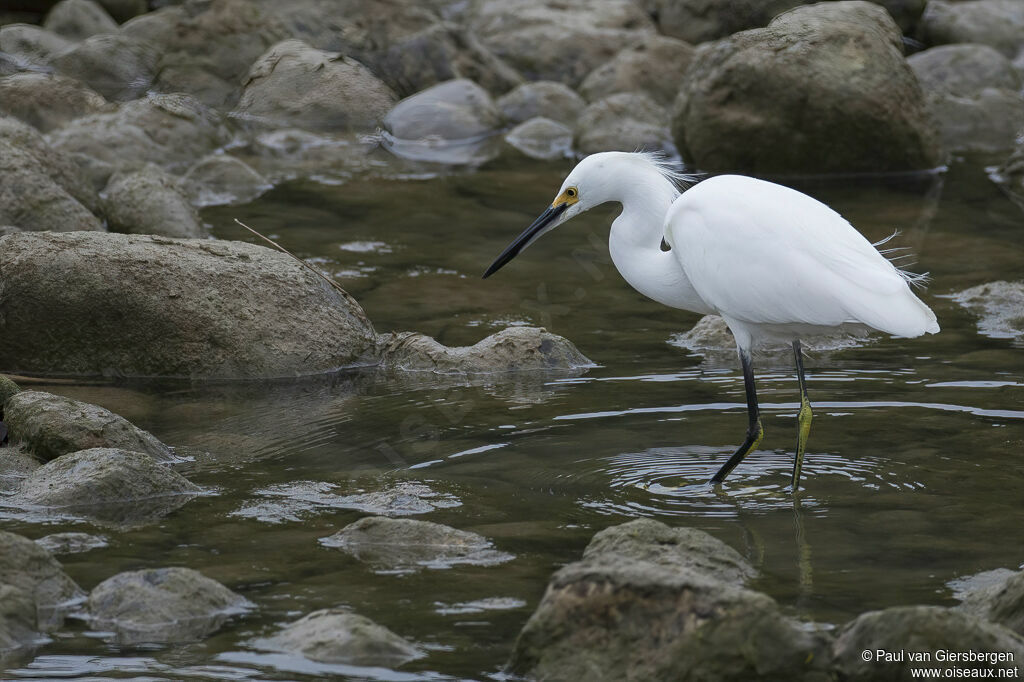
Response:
[665, 176, 938, 338]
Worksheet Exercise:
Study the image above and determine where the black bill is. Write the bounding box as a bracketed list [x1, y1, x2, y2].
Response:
[482, 203, 567, 279]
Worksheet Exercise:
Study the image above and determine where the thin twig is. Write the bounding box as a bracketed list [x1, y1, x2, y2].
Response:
[233, 218, 349, 296]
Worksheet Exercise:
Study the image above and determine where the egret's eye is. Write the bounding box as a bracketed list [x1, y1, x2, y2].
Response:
[566, 187, 577, 198]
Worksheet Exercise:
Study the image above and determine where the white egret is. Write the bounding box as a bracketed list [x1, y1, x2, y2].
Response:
[483, 152, 939, 489]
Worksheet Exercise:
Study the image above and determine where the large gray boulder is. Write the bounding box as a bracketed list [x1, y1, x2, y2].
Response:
[320, 516, 514, 573]
[43, 0, 119, 42]
[121, 0, 290, 108]
[12, 448, 200, 526]
[508, 519, 830, 681]
[579, 35, 694, 106]
[0, 531, 85, 631]
[918, 0, 1024, 59]
[674, 1, 944, 173]
[102, 164, 204, 238]
[46, 93, 232, 189]
[470, 0, 655, 87]
[88, 567, 251, 644]
[235, 39, 397, 131]
[3, 391, 174, 462]
[909, 44, 1024, 153]
[253, 608, 423, 666]
[0, 116, 103, 232]
[0, 231, 380, 379]
[833, 606, 1024, 680]
[378, 327, 592, 373]
[576, 93, 674, 155]
[48, 33, 158, 101]
[0, 73, 108, 133]
[496, 80, 585, 126]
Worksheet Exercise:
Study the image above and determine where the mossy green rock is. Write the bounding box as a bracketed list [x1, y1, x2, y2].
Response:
[0, 374, 20, 409]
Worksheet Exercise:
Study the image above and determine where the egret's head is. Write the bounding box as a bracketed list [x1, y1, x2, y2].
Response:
[482, 154, 615, 279]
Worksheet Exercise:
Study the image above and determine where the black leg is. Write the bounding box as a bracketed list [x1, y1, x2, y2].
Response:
[710, 348, 764, 484]
[792, 339, 813, 490]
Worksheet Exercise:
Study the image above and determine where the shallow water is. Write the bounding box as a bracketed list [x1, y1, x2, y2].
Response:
[3, 156, 1024, 680]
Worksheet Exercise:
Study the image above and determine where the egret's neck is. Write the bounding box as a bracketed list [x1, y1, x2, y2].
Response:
[607, 171, 713, 315]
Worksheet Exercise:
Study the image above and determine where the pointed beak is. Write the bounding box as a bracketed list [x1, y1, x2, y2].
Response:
[482, 203, 568, 279]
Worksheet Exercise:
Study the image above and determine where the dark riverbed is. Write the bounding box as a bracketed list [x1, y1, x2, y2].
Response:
[3, 156, 1023, 680]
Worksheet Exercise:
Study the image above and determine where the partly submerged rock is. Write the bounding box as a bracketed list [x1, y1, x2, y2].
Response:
[957, 570, 1024, 636]
[507, 519, 829, 681]
[674, 1, 943, 173]
[320, 516, 513, 573]
[252, 608, 422, 667]
[11, 448, 199, 526]
[669, 314, 869, 356]
[0, 72, 108, 133]
[34, 532, 108, 555]
[833, 606, 1024, 680]
[0, 531, 85, 631]
[0, 231, 380, 378]
[235, 39, 397, 132]
[181, 154, 270, 207]
[102, 164, 203, 239]
[948, 281, 1024, 343]
[496, 80, 585, 126]
[504, 117, 573, 161]
[378, 326, 592, 374]
[0, 583, 38, 654]
[88, 567, 251, 644]
[0, 446, 39, 495]
[3, 391, 175, 462]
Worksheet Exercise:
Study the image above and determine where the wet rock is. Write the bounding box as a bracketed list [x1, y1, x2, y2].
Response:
[958, 570, 1024, 636]
[993, 142, 1024, 209]
[34, 532, 108, 555]
[0, 116, 103, 232]
[102, 164, 203, 239]
[909, 44, 1024, 153]
[504, 117, 573, 161]
[670, 314, 868, 355]
[579, 35, 694, 106]
[674, 1, 944, 173]
[584, 519, 755, 586]
[949, 281, 1024, 343]
[0, 584, 37, 653]
[378, 326, 592, 373]
[496, 81, 585, 126]
[0, 447, 40, 495]
[0, 24, 73, 68]
[833, 606, 1024, 680]
[648, 0, 804, 44]
[121, 0, 290, 108]
[320, 516, 514, 573]
[0, 531, 85, 630]
[253, 608, 422, 667]
[46, 93, 232, 190]
[232, 480, 461, 524]
[88, 567, 251, 644]
[918, 0, 1024, 59]
[507, 519, 830, 681]
[384, 78, 501, 140]
[3, 391, 175, 462]
[383, 78, 503, 163]
[43, 0, 118, 42]
[0, 72, 108, 133]
[181, 154, 270, 207]
[235, 39, 397, 132]
[12, 448, 200, 525]
[470, 0, 655, 87]
[49, 33, 158, 101]
[0, 231, 379, 378]
[576, 93, 674, 155]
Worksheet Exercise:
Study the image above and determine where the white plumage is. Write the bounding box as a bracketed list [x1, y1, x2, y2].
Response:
[483, 151, 939, 489]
